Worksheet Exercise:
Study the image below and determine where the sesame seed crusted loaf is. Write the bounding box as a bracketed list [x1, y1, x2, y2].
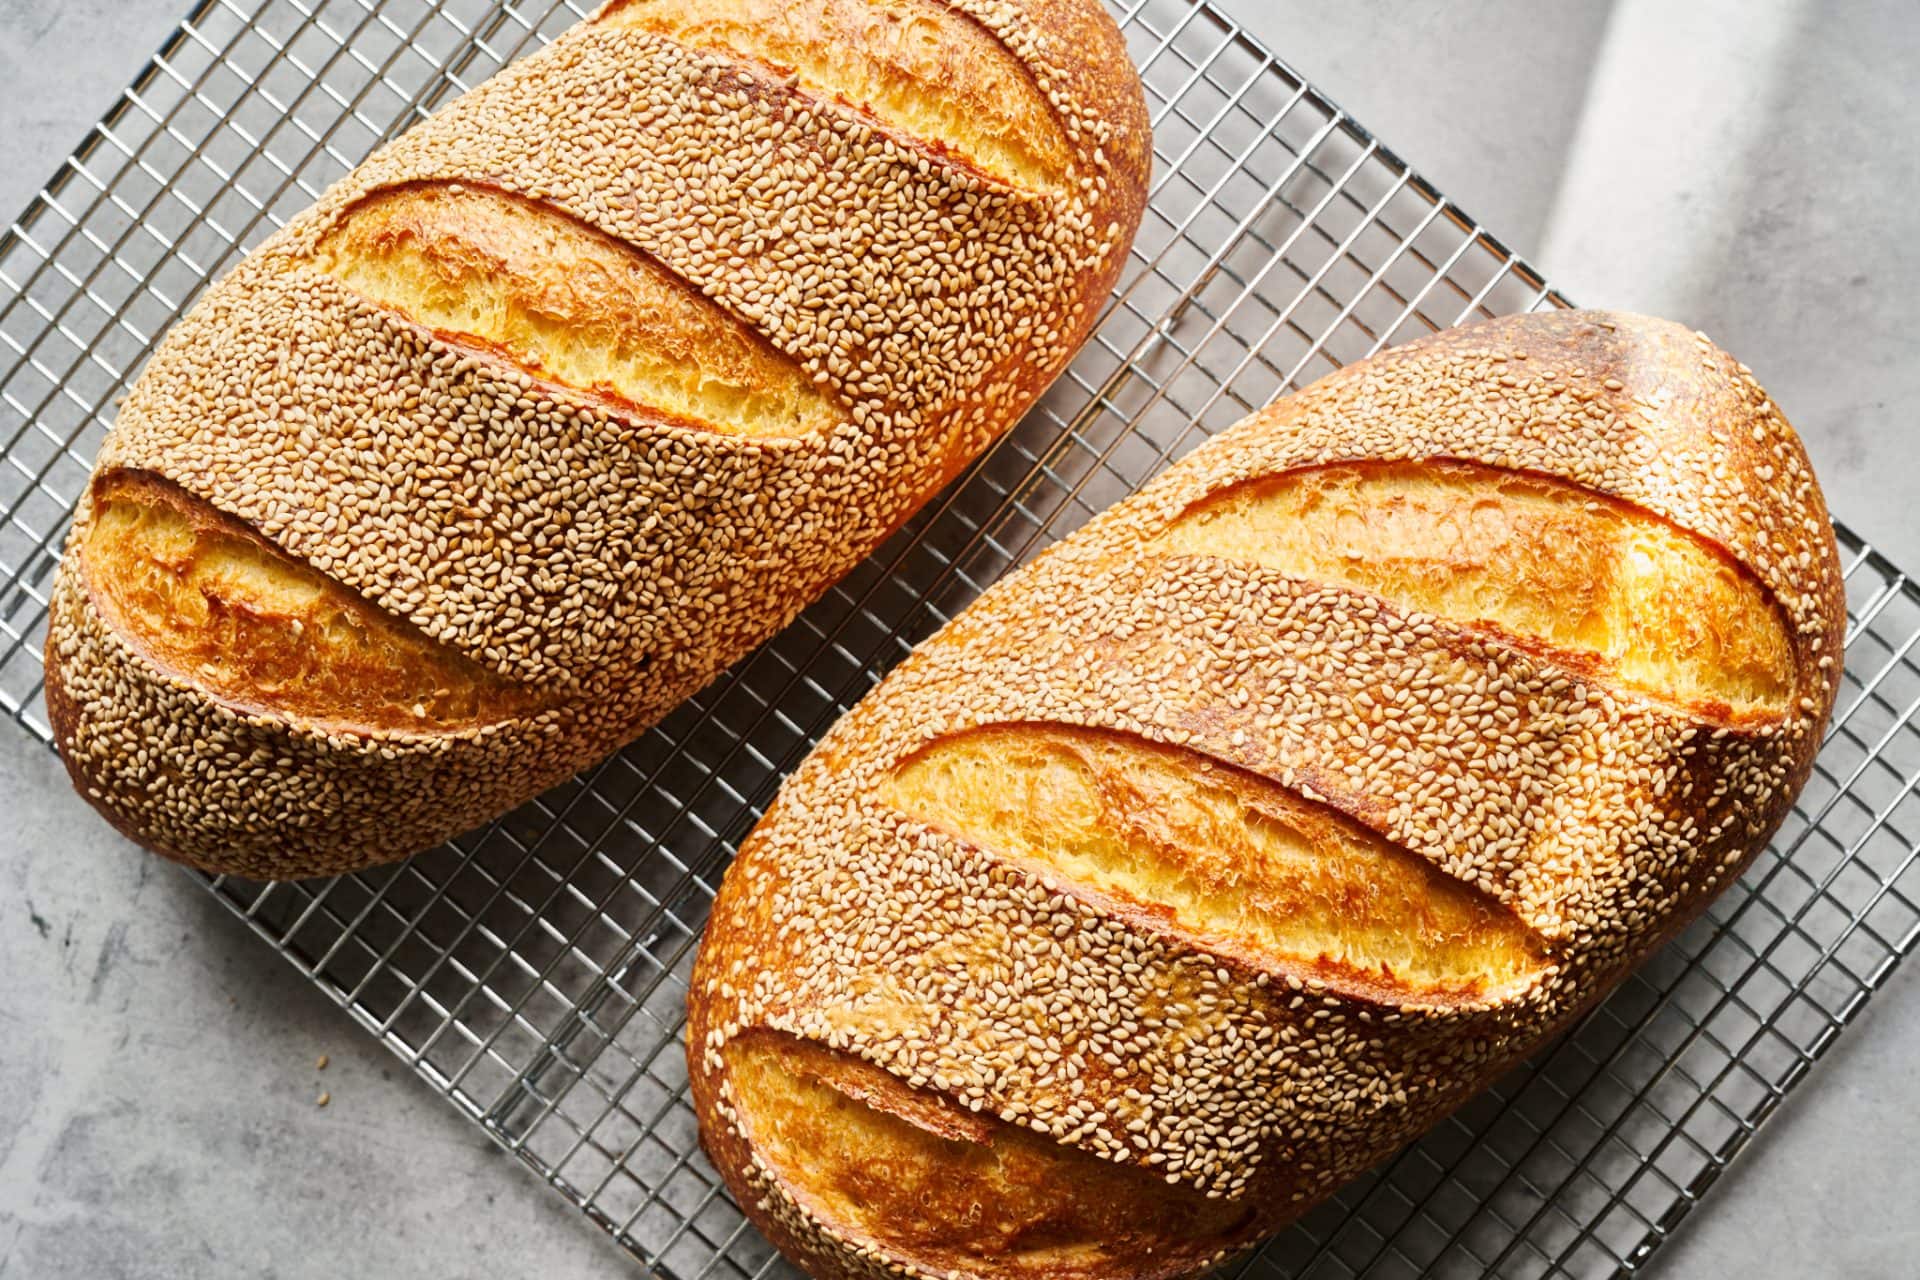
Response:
[688, 310, 1846, 1280]
[43, 0, 1152, 878]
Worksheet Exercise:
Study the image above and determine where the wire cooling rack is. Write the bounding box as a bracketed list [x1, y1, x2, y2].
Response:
[3, 1, 1918, 1275]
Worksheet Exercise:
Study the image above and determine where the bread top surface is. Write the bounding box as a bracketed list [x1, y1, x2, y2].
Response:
[688, 310, 1845, 1280]
[47, 0, 1150, 874]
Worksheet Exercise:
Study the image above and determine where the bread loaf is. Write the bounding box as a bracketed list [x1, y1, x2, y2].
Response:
[688, 311, 1845, 1280]
[44, 0, 1151, 878]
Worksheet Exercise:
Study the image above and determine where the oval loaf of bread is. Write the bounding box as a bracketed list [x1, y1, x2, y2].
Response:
[44, 0, 1151, 878]
[689, 311, 1846, 1280]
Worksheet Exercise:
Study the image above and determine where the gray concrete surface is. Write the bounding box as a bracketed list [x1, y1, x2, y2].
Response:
[4, 1, 1919, 1276]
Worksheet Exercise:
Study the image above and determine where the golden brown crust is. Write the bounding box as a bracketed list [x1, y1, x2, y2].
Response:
[46, 0, 1151, 879]
[79, 469, 542, 733]
[312, 181, 845, 439]
[688, 310, 1846, 1280]
[696, 1030, 1260, 1280]
[1162, 459, 1799, 720]
[886, 723, 1553, 1002]
[599, 0, 1075, 193]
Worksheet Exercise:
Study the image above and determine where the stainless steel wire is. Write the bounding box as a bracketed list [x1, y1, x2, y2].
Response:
[4, 2, 1918, 1276]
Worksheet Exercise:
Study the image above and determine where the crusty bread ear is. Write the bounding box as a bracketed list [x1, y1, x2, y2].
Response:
[689, 309, 1846, 1280]
[46, 0, 1151, 879]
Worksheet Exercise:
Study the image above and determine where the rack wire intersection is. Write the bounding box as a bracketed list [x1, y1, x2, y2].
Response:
[3, 1, 1918, 1276]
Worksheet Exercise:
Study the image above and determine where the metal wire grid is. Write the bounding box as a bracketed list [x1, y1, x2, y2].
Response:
[2, 0, 1917, 1275]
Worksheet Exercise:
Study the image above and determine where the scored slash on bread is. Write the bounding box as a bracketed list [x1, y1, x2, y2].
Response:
[688, 310, 1846, 1280]
[44, 0, 1152, 878]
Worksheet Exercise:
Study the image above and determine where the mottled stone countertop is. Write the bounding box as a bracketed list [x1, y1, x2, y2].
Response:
[3, 0, 1917, 1275]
